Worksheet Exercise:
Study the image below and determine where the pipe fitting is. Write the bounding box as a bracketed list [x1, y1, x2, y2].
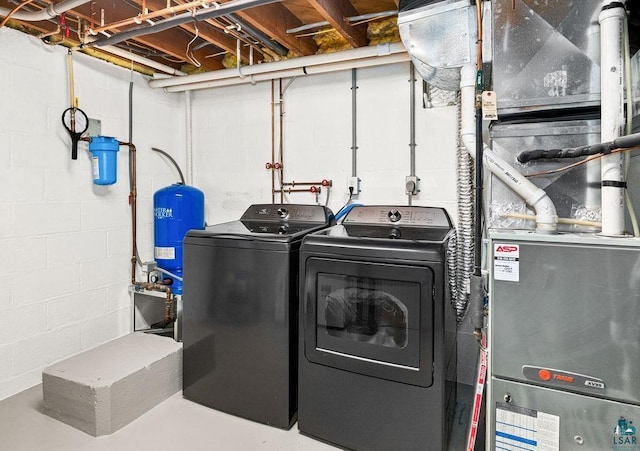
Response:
[459, 64, 558, 232]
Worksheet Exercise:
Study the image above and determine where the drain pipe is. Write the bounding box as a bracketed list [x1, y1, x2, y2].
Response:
[599, 1, 627, 236]
[185, 91, 194, 186]
[460, 63, 558, 233]
[0, 0, 90, 21]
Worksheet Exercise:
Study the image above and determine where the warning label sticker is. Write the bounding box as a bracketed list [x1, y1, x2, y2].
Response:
[494, 243, 520, 282]
[495, 402, 560, 450]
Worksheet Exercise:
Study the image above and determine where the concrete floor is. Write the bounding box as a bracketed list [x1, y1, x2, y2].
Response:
[0, 383, 482, 451]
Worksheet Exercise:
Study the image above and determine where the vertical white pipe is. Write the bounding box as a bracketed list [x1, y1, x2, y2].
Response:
[585, 13, 602, 211]
[599, 3, 627, 236]
[185, 91, 194, 185]
[460, 64, 558, 232]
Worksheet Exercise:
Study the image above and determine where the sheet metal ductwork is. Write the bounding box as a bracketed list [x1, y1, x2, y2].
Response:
[398, 0, 479, 91]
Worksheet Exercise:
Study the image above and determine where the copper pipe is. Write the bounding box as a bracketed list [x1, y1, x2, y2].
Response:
[274, 187, 321, 194]
[281, 181, 326, 186]
[476, 0, 483, 69]
[278, 78, 284, 203]
[87, 0, 221, 35]
[122, 140, 174, 322]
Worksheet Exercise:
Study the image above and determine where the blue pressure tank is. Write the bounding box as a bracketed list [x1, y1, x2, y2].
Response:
[153, 183, 205, 295]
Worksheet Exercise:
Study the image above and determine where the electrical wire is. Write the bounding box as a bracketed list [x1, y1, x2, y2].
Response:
[185, 20, 202, 68]
[525, 146, 640, 178]
[151, 147, 186, 185]
[333, 187, 354, 222]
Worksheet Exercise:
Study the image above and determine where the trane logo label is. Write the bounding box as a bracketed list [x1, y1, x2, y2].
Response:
[154, 207, 173, 219]
[496, 245, 518, 253]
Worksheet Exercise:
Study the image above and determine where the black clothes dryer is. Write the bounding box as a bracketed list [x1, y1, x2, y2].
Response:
[298, 206, 457, 451]
[182, 204, 334, 429]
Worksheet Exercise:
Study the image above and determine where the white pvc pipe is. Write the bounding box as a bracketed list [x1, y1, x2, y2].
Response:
[149, 42, 407, 90]
[162, 51, 410, 92]
[460, 64, 558, 232]
[100, 45, 187, 76]
[0, 0, 90, 21]
[599, 2, 627, 236]
[185, 91, 194, 185]
[585, 10, 603, 211]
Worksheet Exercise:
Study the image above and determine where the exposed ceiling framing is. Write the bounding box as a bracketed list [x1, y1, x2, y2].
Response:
[0, 0, 400, 75]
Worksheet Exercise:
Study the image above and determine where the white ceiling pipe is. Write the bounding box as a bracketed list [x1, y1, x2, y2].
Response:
[0, 0, 91, 21]
[163, 51, 410, 92]
[149, 42, 407, 90]
[460, 63, 558, 232]
[100, 45, 187, 76]
[599, 2, 627, 236]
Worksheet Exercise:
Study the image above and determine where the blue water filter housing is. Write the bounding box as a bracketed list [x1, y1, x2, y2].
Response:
[89, 136, 120, 185]
[154, 183, 205, 294]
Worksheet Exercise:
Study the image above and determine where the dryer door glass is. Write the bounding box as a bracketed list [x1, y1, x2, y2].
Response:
[302, 257, 434, 387]
[317, 273, 418, 366]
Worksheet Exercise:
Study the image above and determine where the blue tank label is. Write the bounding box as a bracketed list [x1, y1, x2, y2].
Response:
[155, 207, 174, 219]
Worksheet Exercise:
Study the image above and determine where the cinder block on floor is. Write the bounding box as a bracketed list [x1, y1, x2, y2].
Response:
[42, 332, 182, 436]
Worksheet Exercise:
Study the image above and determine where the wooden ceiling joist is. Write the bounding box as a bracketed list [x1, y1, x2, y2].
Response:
[235, 2, 318, 56]
[306, 0, 367, 48]
[127, 0, 259, 64]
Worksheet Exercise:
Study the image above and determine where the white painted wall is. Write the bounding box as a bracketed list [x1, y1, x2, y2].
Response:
[0, 27, 461, 401]
[191, 62, 458, 224]
[0, 28, 185, 401]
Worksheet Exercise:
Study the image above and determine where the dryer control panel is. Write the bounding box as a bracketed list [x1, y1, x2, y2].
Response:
[342, 206, 451, 228]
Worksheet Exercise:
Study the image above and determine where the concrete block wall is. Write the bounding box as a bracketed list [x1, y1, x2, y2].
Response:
[0, 28, 185, 401]
[191, 62, 458, 224]
[189, 63, 477, 384]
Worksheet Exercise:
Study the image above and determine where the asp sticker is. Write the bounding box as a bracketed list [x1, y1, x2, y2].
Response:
[494, 243, 519, 282]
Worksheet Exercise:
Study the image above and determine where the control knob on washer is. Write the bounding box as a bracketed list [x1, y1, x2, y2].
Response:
[277, 207, 289, 219]
[388, 209, 401, 223]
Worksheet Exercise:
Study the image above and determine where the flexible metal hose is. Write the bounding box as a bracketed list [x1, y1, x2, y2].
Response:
[455, 92, 475, 320]
[446, 232, 458, 311]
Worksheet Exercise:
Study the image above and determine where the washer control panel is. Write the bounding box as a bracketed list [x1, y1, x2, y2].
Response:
[241, 204, 330, 223]
[343, 206, 451, 227]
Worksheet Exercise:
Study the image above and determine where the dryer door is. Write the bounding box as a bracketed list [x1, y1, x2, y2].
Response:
[302, 257, 434, 387]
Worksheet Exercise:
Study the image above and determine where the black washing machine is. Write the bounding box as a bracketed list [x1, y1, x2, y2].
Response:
[298, 205, 457, 451]
[182, 204, 334, 429]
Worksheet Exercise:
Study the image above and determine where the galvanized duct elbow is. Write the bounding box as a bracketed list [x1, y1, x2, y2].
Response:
[398, 0, 478, 91]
